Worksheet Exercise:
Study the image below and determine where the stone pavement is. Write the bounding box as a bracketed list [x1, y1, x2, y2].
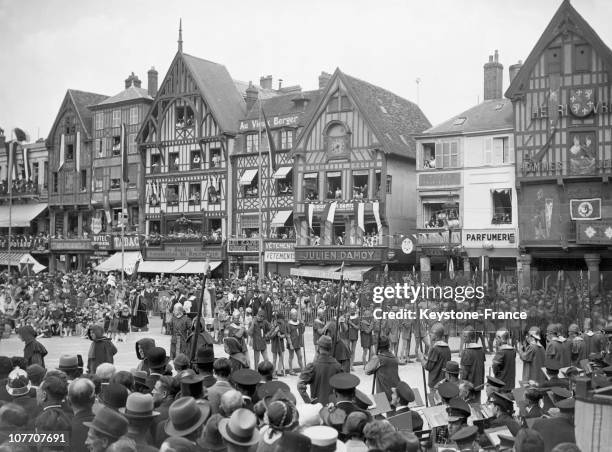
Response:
[0, 316, 522, 405]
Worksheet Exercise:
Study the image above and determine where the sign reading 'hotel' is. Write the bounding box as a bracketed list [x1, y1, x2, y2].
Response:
[295, 247, 385, 262]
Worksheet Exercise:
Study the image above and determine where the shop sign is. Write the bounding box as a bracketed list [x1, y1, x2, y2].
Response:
[295, 246, 385, 263]
[576, 221, 612, 244]
[308, 202, 364, 213]
[418, 172, 461, 187]
[227, 238, 260, 254]
[462, 229, 517, 249]
[49, 239, 93, 251]
[113, 235, 141, 250]
[92, 234, 113, 250]
[239, 114, 300, 132]
[264, 241, 295, 262]
[145, 244, 223, 260]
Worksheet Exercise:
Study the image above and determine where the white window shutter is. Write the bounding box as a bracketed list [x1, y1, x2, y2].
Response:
[493, 138, 503, 164]
[484, 138, 492, 164]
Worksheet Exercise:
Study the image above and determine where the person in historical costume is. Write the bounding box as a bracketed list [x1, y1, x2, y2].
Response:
[359, 309, 374, 367]
[417, 322, 451, 390]
[517, 326, 546, 384]
[224, 336, 249, 374]
[297, 335, 342, 405]
[185, 317, 214, 357]
[248, 308, 271, 369]
[135, 338, 156, 373]
[17, 325, 47, 367]
[347, 303, 360, 371]
[267, 312, 287, 377]
[365, 336, 400, 401]
[460, 328, 486, 402]
[286, 308, 305, 375]
[117, 305, 131, 342]
[86, 324, 117, 374]
[168, 304, 191, 359]
[130, 288, 149, 332]
[492, 328, 516, 391]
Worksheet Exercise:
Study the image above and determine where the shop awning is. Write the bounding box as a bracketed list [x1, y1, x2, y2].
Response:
[239, 169, 258, 185]
[0, 203, 47, 227]
[273, 166, 292, 179]
[270, 210, 293, 227]
[94, 252, 141, 275]
[290, 265, 341, 279]
[173, 260, 222, 274]
[342, 266, 374, 282]
[137, 259, 186, 274]
[0, 252, 46, 273]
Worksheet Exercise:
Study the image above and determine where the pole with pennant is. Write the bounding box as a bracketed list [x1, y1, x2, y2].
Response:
[190, 258, 210, 364]
[120, 123, 129, 286]
[333, 262, 345, 360]
[257, 101, 264, 286]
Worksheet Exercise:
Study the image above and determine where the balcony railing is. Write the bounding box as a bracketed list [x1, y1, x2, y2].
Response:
[0, 182, 46, 199]
[144, 233, 223, 247]
[148, 160, 225, 175]
[416, 229, 462, 245]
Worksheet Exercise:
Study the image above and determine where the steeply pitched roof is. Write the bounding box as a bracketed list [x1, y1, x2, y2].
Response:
[93, 85, 152, 107]
[421, 99, 513, 136]
[506, 0, 612, 99]
[47, 89, 108, 141]
[243, 89, 324, 124]
[340, 72, 431, 159]
[181, 53, 246, 133]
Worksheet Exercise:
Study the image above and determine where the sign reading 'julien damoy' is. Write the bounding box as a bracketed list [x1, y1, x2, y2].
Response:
[295, 246, 385, 262]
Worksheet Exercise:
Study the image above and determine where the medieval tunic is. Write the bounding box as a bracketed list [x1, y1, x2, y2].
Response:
[423, 340, 451, 388]
[287, 320, 305, 350]
[359, 317, 374, 349]
[365, 350, 400, 401]
[169, 313, 191, 358]
[492, 344, 516, 390]
[519, 342, 546, 384]
[248, 318, 271, 352]
[131, 293, 149, 330]
[460, 343, 485, 391]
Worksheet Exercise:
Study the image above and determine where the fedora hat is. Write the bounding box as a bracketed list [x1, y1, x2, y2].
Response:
[196, 347, 215, 365]
[148, 347, 170, 369]
[218, 408, 260, 446]
[197, 413, 227, 452]
[119, 393, 160, 419]
[83, 406, 129, 440]
[58, 354, 80, 371]
[165, 397, 210, 437]
[99, 383, 129, 410]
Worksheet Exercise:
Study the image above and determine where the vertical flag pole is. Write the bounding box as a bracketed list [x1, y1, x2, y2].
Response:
[120, 124, 126, 287]
[7, 140, 13, 276]
[257, 100, 263, 286]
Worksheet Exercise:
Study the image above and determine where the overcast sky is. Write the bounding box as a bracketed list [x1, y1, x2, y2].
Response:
[1, 0, 611, 141]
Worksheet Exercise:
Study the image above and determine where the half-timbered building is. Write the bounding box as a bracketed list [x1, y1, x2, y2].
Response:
[291, 69, 430, 279]
[46, 89, 108, 272]
[508, 0, 612, 293]
[137, 36, 245, 275]
[87, 72, 154, 270]
[231, 76, 323, 276]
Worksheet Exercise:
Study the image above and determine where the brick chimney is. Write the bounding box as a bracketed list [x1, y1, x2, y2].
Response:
[509, 60, 523, 85]
[246, 81, 258, 110]
[319, 71, 332, 89]
[483, 50, 503, 100]
[260, 75, 273, 90]
[147, 67, 158, 97]
[125, 72, 142, 89]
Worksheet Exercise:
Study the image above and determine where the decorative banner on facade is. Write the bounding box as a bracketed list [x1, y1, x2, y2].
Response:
[76, 131, 81, 172]
[22, 146, 30, 180]
[326, 201, 337, 224]
[576, 221, 612, 244]
[58, 134, 65, 170]
[570, 198, 601, 220]
[355, 202, 365, 232]
[373, 201, 382, 232]
[308, 203, 314, 230]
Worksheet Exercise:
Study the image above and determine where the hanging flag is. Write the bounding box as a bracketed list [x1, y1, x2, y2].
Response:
[308, 203, 314, 230]
[327, 201, 337, 224]
[103, 193, 112, 224]
[261, 109, 277, 174]
[6, 141, 16, 194]
[354, 202, 365, 232]
[120, 124, 129, 183]
[75, 131, 81, 172]
[373, 201, 382, 232]
[322, 202, 332, 224]
[22, 146, 30, 180]
[12, 128, 29, 143]
[58, 134, 66, 170]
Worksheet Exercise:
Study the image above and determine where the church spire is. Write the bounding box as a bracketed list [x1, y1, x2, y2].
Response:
[178, 18, 183, 53]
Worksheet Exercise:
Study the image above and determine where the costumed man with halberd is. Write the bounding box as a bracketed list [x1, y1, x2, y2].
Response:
[365, 336, 400, 401]
[418, 322, 451, 390]
[248, 308, 271, 369]
[130, 287, 149, 332]
[287, 308, 305, 375]
[297, 335, 342, 405]
[460, 326, 486, 402]
[492, 328, 516, 391]
[168, 304, 191, 359]
[323, 314, 351, 372]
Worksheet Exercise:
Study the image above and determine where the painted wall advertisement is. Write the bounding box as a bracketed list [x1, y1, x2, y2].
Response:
[264, 241, 295, 262]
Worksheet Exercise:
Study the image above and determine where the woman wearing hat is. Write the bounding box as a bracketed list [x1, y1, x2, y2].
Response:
[256, 399, 299, 452]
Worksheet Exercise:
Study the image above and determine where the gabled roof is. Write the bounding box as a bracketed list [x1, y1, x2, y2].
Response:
[47, 89, 108, 142]
[506, 0, 612, 99]
[243, 89, 324, 124]
[293, 69, 431, 159]
[340, 72, 431, 159]
[420, 99, 513, 136]
[181, 53, 246, 133]
[92, 85, 153, 108]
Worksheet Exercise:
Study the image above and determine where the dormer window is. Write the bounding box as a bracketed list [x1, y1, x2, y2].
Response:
[175, 106, 194, 129]
[453, 117, 466, 126]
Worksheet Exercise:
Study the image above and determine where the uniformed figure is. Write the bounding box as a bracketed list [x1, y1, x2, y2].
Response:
[364, 336, 400, 401]
[567, 323, 586, 366]
[297, 335, 342, 405]
[517, 326, 546, 384]
[449, 425, 479, 452]
[330, 373, 362, 416]
[460, 328, 485, 402]
[583, 318, 606, 358]
[487, 391, 520, 436]
[398, 314, 413, 364]
[431, 381, 459, 444]
[169, 305, 191, 359]
[540, 361, 570, 389]
[532, 397, 576, 452]
[418, 322, 451, 389]
[387, 381, 423, 431]
[484, 376, 506, 399]
[323, 316, 351, 373]
[446, 398, 472, 441]
[287, 309, 305, 375]
[387, 306, 401, 355]
[492, 328, 516, 391]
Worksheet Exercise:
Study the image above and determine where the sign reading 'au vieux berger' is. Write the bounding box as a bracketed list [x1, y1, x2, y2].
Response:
[295, 247, 385, 262]
[239, 114, 300, 132]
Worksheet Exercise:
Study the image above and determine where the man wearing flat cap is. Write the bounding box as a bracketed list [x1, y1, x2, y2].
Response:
[487, 391, 520, 436]
[298, 335, 342, 405]
[387, 382, 423, 431]
[330, 373, 361, 415]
